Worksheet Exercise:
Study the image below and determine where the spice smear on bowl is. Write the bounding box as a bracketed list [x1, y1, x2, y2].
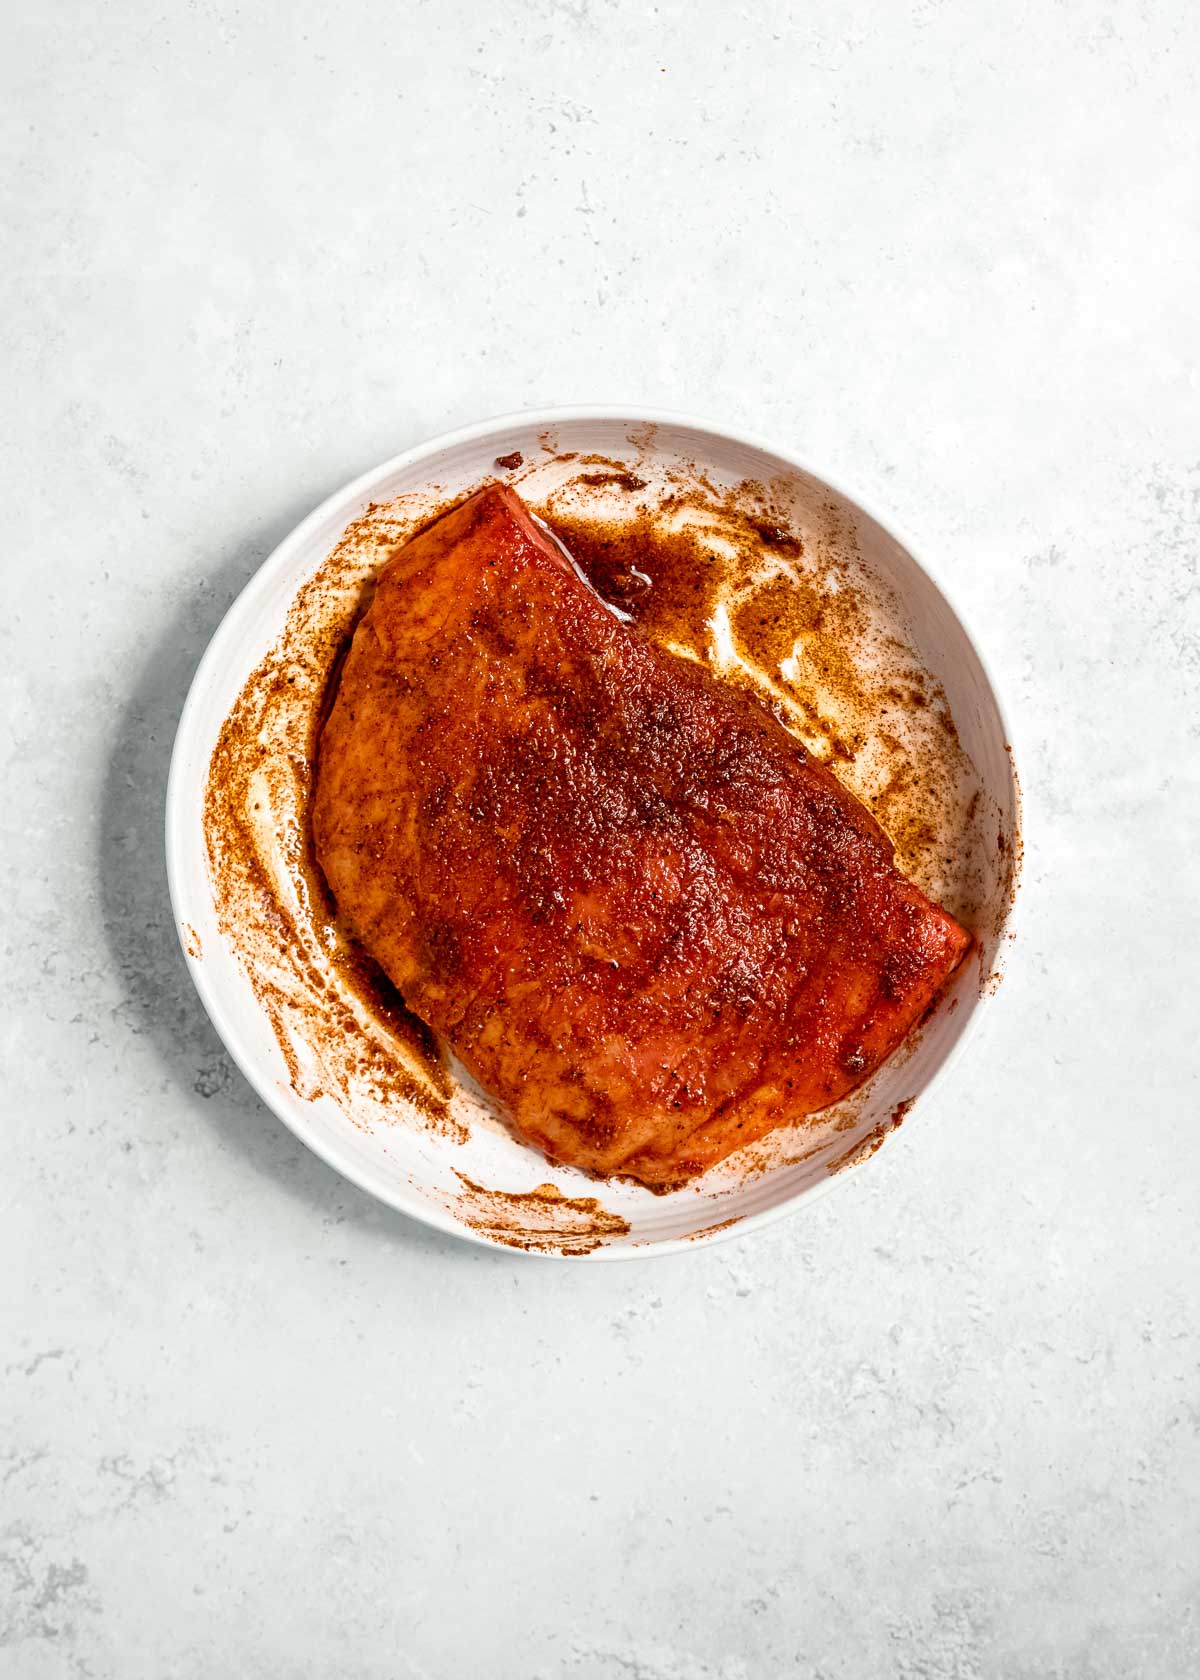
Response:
[202, 447, 1018, 1247]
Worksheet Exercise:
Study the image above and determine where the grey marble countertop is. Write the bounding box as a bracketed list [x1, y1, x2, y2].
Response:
[3, 3, 1197, 1676]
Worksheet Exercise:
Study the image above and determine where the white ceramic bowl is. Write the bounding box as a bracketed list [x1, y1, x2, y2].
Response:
[167, 408, 1020, 1258]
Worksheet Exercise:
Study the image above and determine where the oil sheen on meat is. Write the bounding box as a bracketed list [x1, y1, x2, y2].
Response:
[312, 485, 971, 1188]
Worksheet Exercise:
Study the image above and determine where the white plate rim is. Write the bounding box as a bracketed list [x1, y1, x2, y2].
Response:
[165, 404, 1022, 1260]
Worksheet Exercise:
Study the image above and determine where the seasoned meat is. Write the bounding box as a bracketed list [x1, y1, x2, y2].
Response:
[313, 485, 970, 1188]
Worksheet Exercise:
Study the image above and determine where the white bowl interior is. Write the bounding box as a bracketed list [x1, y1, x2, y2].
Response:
[168, 412, 1019, 1258]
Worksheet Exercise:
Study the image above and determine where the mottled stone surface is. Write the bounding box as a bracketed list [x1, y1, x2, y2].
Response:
[2, 2, 1198, 1675]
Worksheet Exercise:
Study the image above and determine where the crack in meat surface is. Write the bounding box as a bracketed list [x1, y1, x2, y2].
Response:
[312, 485, 971, 1187]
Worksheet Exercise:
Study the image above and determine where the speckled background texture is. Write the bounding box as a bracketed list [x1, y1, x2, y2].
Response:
[3, 3, 1198, 1676]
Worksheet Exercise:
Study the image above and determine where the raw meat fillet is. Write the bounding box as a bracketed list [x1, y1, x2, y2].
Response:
[313, 485, 970, 1187]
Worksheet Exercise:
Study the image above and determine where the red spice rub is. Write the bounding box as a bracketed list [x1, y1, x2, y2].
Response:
[313, 485, 970, 1188]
